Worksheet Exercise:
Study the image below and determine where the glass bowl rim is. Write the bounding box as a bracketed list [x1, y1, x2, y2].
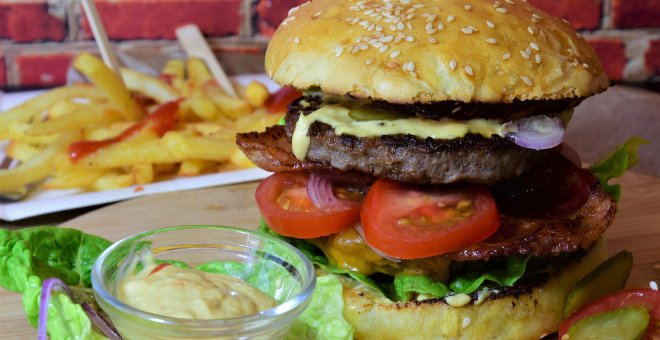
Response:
[91, 225, 316, 328]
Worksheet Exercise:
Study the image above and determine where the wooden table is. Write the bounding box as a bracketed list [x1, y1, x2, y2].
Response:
[1, 171, 659, 339]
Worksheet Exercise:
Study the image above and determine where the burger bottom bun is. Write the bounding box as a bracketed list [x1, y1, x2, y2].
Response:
[342, 238, 608, 340]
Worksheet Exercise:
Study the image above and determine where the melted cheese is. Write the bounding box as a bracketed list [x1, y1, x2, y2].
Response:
[292, 105, 504, 160]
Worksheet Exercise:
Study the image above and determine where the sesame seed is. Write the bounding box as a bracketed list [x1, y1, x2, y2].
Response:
[390, 50, 401, 58]
[406, 35, 415, 42]
[359, 44, 368, 50]
[437, 23, 445, 30]
[364, 9, 374, 15]
[404, 61, 415, 71]
[376, 25, 383, 32]
[373, 41, 384, 48]
[449, 59, 457, 70]
[368, 24, 375, 31]
[426, 28, 437, 34]
[426, 14, 437, 22]
[532, 13, 542, 20]
[528, 26, 535, 34]
[428, 37, 438, 44]
[521, 50, 531, 59]
[447, 15, 456, 22]
[335, 46, 344, 56]
[382, 35, 394, 42]
[345, 17, 353, 23]
[486, 20, 495, 28]
[523, 76, 533, 86]
[312, 10, 323, 18]
[351, 18, 360, 24]
[502, 53, 511, 60]
[452, 107, 462, 113]
[535, 54, 542, 63]
[464, 4, 472, 11]
[394, 36, 403, 43]
[530, 42, 540, 51]
[351, 46, 360, 54]
[293, 36, 300, 44]
[386, 61, 400, 69]
[409, 71, 418, 78]
[464, 65, 474, 76]
[462, 317, 472, 328]
[397, 22, 405, 30]
[359, 20, 369, 27]
[583, 63, 590, 69]
[486, 38, 497, 44]
[505, 0, 514, 4]
[366, 57, 375, 65]
[651, 281, 658, 291]
[426, 22, 433, 31]
[401, 0, 410, 4]
[407, 22, 413, 30]
[496, 7, 508, 13]
[379, 45, 389, 52]
[461, 26, 475, 34]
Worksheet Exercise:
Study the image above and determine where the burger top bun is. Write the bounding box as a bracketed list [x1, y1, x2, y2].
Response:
[265, 0, 609, 104]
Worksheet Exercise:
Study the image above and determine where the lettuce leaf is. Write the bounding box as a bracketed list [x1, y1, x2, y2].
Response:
[287, 275, 353, 340]
[0, 227, 112, 293]
[449, 255, 530, 294]
[394, 275, 449, 302]
[45, 292, 106, 339]
[589, 137, 649, 201]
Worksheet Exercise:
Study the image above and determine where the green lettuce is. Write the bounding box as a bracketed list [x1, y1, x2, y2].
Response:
[590, 137, 649, 201]
[288, 275, 353, 340]
[394, 275, 449, 302]
[448, 255, 530, 294]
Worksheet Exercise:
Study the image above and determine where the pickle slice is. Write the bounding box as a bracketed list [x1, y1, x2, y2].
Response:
[567, 306, 649, 340]
[565, 250, 633, 317]
[348, 106, 408, 121]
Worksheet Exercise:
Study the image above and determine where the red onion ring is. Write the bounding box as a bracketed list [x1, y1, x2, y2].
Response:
[354, 224, 402, 263]
[558, 143, 582, 167]
[307, 172, 339, 209]
[38, 278, 74, 340]
[81, 302, 122, 339]
[502, 115, 564, 150]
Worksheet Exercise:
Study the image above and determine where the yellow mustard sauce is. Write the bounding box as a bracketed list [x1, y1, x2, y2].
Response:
[117, 257, 276, 320]
[291, 104, 504, 160]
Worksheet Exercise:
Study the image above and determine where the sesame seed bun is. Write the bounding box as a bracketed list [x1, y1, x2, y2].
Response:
[341, 237, 608, 340]
[265, 0, 609, 103]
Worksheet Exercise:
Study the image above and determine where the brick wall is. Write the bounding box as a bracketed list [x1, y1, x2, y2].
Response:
[0, 0, 659, 89]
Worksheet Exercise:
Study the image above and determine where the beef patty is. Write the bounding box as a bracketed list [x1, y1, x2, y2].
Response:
[282, 96, 556, 184]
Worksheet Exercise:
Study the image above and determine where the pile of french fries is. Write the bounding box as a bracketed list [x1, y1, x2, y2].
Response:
[0, 53, 281, 194]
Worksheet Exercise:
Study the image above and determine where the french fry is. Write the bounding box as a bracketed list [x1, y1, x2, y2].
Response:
[121, 68, 180, 103]
[244, 81, 271, 108]
[26, 105, 121, 135]
[178, 160, 215, 176]
[8, 122, 59, 145]
[229, 148, 255, 169]
[131, 163, 154, 184]
[184, 122, 236, 139]
[73, 53, 144, 120]
[162, 59, 185, 79]
[204, 84, 251, 119]
[48, 101, 96, 119]
[5, 141, 41, 162]
[43, 168, 109, 190]
[235, 111, 282, 133]
[187, 57, 212, 87]
[161, 131, 234, 161]
[188, 90, 218, 120]
[76, 138, 182, 169]
[0, 85, 104, 138]
[0, 133, 76, 192]
[91, 171, 133, 191]
[84, 122, 133, 141]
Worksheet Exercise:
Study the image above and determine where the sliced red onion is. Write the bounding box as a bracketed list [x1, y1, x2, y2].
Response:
[81, 302, 123, 340]
[39, 278, 74, 340]
[558, 143, 582, 167]
[502, 115, 564, 150]
[307, 172, 339, 209]
[354, 224, 402, 263]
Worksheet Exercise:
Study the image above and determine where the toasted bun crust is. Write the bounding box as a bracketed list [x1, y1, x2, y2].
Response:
[341, 238, 608, 340]
[266, 0, 609, 103]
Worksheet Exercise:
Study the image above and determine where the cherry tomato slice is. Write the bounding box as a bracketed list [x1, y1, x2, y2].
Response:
[256, 172, 362, 238]
[266, 87, 302, 114]
[360, 179, 500, 259]
[559, 288, 660, 339]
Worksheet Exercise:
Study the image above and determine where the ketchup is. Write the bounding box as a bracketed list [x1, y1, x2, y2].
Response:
[68, 100, 180, 163]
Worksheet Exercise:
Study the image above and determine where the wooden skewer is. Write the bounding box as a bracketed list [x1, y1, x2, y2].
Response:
[175, 24, 238, 98]
[80, 0, 124, 82]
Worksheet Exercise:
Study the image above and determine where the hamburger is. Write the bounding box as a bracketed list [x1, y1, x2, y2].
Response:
[237, 0, 618, 338]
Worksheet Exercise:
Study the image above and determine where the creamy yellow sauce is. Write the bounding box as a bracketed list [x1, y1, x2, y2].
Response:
[292, 104, 504, 160]
[117, 257, 276, 320]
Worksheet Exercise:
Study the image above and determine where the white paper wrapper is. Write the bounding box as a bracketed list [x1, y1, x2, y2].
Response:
[0, 74, 279, 221]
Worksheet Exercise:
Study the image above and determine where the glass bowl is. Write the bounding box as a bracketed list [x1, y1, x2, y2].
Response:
[92, 225, 316, 339]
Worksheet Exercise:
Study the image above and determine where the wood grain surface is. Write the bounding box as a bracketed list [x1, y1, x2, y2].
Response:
[1, 172, 659, 338]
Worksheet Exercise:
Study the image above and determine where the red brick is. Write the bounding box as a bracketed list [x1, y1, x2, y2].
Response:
[528, 0, 601, 30]
[588, 38, 626, 82]
[0, 55, 6, 87]
[17, 54, 73, 88]
[645, 39, 660, 76]
[81, 0, 241, 40]
[612, 0, 660, 28]
[256, 0, 306, 36]
[0, 1, 66, 42]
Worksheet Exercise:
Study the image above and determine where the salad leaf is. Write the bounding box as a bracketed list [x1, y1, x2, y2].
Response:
[197, 260, 294, 301]
[394, 275, 449, 302]
[0, 227, 112, 293]
[45, 292, 106, 340]
[288, 275, 353, 340]
[449, 255, 530, 294]
[589, 137, 649, 201]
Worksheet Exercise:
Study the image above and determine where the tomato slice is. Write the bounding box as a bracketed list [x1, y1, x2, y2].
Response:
[256, 172, 363, 238]
[266, 87, 302, 114]
[559, 288, 660, 339]
[360, 179, 500, 259]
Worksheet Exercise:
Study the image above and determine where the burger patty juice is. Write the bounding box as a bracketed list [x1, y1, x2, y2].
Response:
[237, 0, 642, 338]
